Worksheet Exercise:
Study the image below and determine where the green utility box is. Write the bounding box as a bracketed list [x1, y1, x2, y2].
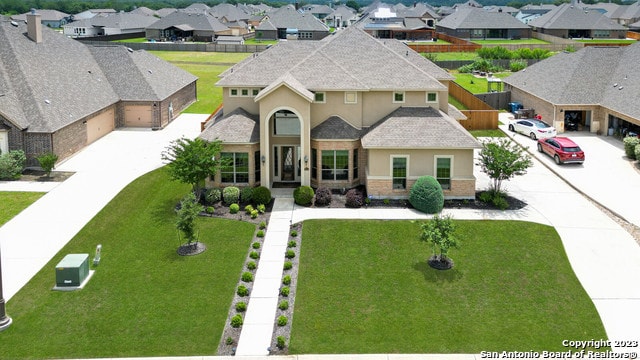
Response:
[55, 254, 89, 287]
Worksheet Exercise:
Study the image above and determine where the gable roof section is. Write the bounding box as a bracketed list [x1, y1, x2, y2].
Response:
[0, 19, 118, 132]
[11, 10, 69, 22]
[89, 12, 158, 29]
[256, 6, 329, 31]
[147, 11, 229, 32]
[503, 43, 640, 120]
[218, 27, 447, 91]
[361, 107, 480, 149]
[311, 116, 362, 140]
[528, 3, 626, 30]
[89, 46, 197, 102]
[254, 73, 314, 102]
[199, 107, 259, 144]
[438, 7, 530, 29]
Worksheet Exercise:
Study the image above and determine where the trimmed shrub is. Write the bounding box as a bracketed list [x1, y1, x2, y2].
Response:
[290, 230, 298, 237]
[345, 188, 364, 208]
[249, 251, 259, 259]
[226, 337, 234, 345]
[252, 186, 272, 205]
[285, 249, 295, 259]
[240, 187, 253, 204]
[635, 144, 640, 162]
[245, 204, 254, 214]
[223, 186, 240, 205]
[256, 230, 265, 238]
[283, 261, 293, 270]
[276, 336, 286, 349]
[314, 186, 332, 206]
[623, 136, 639, 159]
[277, 315, 288, 326]
[247, 261, 257, 270]
[205, 188, 221, 204]
[230, 314, 243, 328]
[229, 203, 240, 214]
[241, 272, 254, 282]
[252, 242, 261, 249]
[293, 186, 314, 206]
[259, 221, 267, 229]
[36, 152, 58, 177]
[278, 300, 289, 310]
[282, 275, 291, 285]
[237, 285, 249, 297]
[492, 195, 509, 210]
[235, 302, 247, 312]
[250, 209, 259, 219]
[257, 204, 266, 214]
[205, 206, 214, 214]
[0, 150, 26, 180]
[288, 240, 297, 248]
[409, 176, 444, 214]
[280, 286, 290, 297]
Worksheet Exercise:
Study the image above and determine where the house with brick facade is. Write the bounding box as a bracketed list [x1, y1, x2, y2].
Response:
[0, 13, 196, 165]
[199, 27, 480, 199]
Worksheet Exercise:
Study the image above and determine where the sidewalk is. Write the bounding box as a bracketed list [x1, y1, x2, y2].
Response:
[0, 114, 205, 301]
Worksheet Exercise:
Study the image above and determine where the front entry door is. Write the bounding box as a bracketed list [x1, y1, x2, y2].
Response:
[281, 146, 295, 181]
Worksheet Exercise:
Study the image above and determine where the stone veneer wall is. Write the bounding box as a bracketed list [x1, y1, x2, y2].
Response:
[366, 177, 476, 199]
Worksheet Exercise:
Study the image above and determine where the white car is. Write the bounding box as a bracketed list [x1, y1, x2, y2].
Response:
[508, 119, 557, 140]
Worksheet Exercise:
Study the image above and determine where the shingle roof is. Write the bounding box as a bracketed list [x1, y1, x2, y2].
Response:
[129, 6, 156, 17]
[147, 11, 229, 32]
[528, 3, 626, 30]
[361, 107, 481, 149]
[89, 46, 197, 101]
[311, 116, 363, 140]
[210, 3, 251, 22]
[0, 19, 118, 132]
[256, 5, 330, 32]
[11, 10, 69, 22]
[88, 12, 158, 29]
[199, 107, 259, 143]
[217, 27, 449, 91]
[437, 7, 531, 29]
[503, 43, 640, 120]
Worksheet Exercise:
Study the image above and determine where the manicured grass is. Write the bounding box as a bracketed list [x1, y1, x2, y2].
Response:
[574, 39, 637, 44]
[470, 129, 506, 137]
[150, 51, 251, 114]
[112, 37, 147, 43]
[448, 95, 468, 110]
[0, 168, 255, 359]
[473, 39, 550, 45]
[244, 38, 278, 45]
[452, 71, 510, 94]
[408, 39, 452, 45]
[425, 51, 479, 61]
[290, 219, 607, 354]
[0, 192, 44, 225]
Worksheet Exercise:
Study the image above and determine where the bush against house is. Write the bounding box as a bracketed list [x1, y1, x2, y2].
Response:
[0, 150, 26, 180]
[37, 152, 58, 177]
[623, 136, 639, 160]
[409, 176, 444, 214]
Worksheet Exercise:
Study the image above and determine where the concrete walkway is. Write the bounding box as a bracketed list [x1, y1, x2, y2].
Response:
[0, 114, 206, 301]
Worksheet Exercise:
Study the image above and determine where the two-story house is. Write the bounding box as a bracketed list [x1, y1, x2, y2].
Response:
[200, 27, 480, 199]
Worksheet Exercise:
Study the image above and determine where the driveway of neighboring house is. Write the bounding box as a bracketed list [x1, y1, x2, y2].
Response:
[0, 114, 206, 301]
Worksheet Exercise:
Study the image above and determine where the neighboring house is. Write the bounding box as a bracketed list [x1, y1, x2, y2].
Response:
[358, 6, 435, 40]
[503, 43, 640, 136]
[63, 13, 157, 37]
[324, 5, 359, 28]
[210, 3, 252, 23]
[183, 3, 210, 14]
[597, 0, 640, 26]
[145, 11, 231, 42]
[200, 27, 480, 199]
[156, 8, 178, 18]
[302, 4, 334, 20]
[528, 0, 627, 39]
[10, 9, 70, 28]
[483, 6, 519, 15]
[72, 8, 117, 21]
[514, 4, 556, 25]
[0, 14, 197, 165]
[129, 6, 158, 17]
[255, 5, 330, 40]
[436, 7, 532, 39]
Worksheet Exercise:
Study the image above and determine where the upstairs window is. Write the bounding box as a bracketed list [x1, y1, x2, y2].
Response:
[314, 92, 326, 103]
[393, 91, 405, 103]
[427, 92, 437, 102]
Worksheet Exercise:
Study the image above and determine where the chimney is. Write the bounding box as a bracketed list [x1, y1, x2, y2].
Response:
[26, 9, 42, 44]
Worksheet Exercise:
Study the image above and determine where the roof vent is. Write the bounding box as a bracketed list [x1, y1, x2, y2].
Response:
[613, 83, 617, 87]
[618, 86, 623, 90]
[127, 47, 134, 52]
[10, 21, 18, 27]
[44, 99, 51, 104]
[148, 69, 153, 74]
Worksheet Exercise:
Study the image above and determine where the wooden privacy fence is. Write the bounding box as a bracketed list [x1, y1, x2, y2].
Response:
[449, 82, 499, 131]
[408, 33, 481, 53]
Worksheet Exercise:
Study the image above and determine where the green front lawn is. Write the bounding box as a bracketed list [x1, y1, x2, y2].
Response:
[470, 129, 506, 138]
[0, 192, 44, 225]
[452, 71, 510, 94]
[290, 219, 606, 353]
[0, 168, 255, 359]
[150, 51, 251, 114]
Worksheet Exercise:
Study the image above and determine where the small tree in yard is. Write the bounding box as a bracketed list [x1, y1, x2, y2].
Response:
[176, 192, 204, 248]
[419, 214, 458, 270]
[477, 138, 532, 195]
[37, 152, 58, 177]
[162, 137, 224, 198]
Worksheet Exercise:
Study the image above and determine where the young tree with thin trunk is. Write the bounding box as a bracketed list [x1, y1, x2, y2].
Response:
[476, 138, 533, 195]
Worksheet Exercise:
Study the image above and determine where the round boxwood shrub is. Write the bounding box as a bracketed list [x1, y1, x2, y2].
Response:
[241, 271, 254, 282]
[249, 251, 259, 259]
[287, 240, 297, 248]
[259, 221, 267, 229]
[277, 315, 288, 326]
[280, 286, 290, 297]
[223, 186, 240, 205]
[237, 285, 249, 297]
[623, 136, 639, 159]
[276, 336, 286, 349]
[205, 188, 221, 204]
[285, 249, 295, 259]
[290, 230, 298, 237]
[409, 176, 444, 214]
[293, 186, 314, 206]
[314, 186, 332, 206]
[241, 187, 253, 204]
[229, 203, 240, 214]
[256, 230, 265, 238]
[345, 188, 363, 208]
[235, 301, 247, 312]
[247, 261, 257, 270]
[282, 275, 291, 285]
[278, 300, 289, 310]
[231, 314, 243, 328]
[205, 206, 214, 214]
[252, 242, 261, 249]
[283, 261, 293, 270]
[252, 186, 272, 206]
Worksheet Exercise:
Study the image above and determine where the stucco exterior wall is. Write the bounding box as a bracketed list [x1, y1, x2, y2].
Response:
[222, 89, 261, 115]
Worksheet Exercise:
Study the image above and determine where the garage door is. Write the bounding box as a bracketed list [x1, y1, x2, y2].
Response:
[124, 105, 153, 127]
[86, 109, 115, 144]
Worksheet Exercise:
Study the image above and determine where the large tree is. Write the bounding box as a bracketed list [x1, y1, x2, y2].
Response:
[476, 138, 533, 195]
[161, 137, 224, 196]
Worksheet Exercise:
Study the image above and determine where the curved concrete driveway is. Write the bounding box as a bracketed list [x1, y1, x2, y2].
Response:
[0, 114, 205, 301]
